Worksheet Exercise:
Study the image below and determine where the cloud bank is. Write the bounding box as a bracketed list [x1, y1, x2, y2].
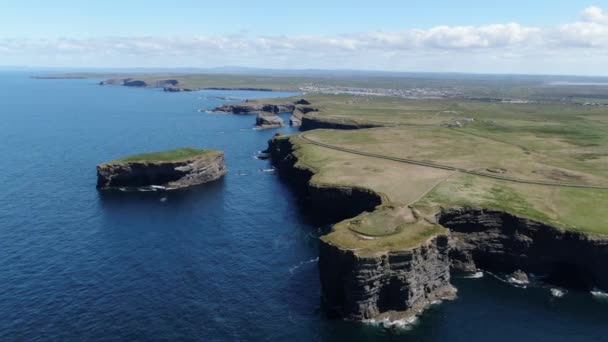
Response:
[3, 6, 608, 75]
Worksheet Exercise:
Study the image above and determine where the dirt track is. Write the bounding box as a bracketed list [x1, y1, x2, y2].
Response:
[298, 133, 608, 190]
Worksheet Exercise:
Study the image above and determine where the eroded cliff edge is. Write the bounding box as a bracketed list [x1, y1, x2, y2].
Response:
[97, 149, 227, 191]
[441, 207, 608, 290]
[267, 135, 456, 321]
[267, 134, 608, 322]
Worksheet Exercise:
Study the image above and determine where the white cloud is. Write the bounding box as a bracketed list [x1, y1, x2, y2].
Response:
[2, 6, 608, 74]
[581, 5, 608, 24]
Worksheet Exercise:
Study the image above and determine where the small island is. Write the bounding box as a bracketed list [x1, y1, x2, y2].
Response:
[97, 148, 227, 191]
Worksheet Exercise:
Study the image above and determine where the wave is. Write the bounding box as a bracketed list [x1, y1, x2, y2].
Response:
[289, 257, 319, 275]
[260, 168, 276, 173]
[486, 271, 527, 289]
[462, 271, 484, 279]
[591, 289, 608, 299]
[364, 316, 418, 330]
[550, 288, 567, 298]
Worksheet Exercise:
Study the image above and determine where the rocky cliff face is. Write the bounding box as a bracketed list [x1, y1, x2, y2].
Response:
[100, 78, 179, 88]
[439, 207, 608, 290]
[267, 136, 454, 320]
[290, 106, 319, 127]
[267, 136, 382, 222]
[300, 115, 386, 131]
[97, 151, 227, 190]
[255, 112, 284, 130]
[320, 236, 455, 321]
[212, 103, 295, 114]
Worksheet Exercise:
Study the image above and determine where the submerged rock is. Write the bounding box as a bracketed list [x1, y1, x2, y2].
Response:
[96, 148, 227, 191]
[508, 270, 530, 285]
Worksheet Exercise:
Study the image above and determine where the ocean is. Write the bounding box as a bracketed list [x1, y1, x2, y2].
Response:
[1, 71, 607, 341]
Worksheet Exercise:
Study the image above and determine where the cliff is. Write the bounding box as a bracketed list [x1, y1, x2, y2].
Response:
[267, 136, 454, 321]
[100, 78, 180, 88]
[290, 106, 319, 127]
[268, 133, 608, 323]
[320, 236, 455, 320]
[97, 149, 227, 190]
[439, 207, 608, 290]
[255, 112, 284, 130]
[300, 115, 387, 131]
[212, 102, 295, 114]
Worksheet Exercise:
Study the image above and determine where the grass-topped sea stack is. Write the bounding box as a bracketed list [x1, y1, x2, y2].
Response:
[96, 148, 227, 190]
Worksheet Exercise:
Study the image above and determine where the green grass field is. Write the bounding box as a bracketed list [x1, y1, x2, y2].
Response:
[108, 148, 216, 163]
[271, 93, 608, 253]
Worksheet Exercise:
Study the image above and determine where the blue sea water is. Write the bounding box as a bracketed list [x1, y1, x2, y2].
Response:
[1, 71, 607, 341]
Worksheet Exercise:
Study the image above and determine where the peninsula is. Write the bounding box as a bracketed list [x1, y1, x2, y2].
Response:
[263, 92, 608, 322]
[97, 148, 227, 190]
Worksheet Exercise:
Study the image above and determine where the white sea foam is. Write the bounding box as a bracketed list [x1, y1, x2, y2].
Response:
[486, 271, 527, 289]
[463, 271, 484, 279]
[507, 276, 529, 288]
[591, 289, 608, 299]
[261, 168, 275, 173]
[289, 257, 319, 274]
[364, 316, 418, 330]
[550, 288, 566, 298]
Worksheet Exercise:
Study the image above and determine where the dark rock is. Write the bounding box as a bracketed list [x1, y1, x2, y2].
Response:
[300, 115, 386, 131]
[509, 270, 530, 285]
[211, 103, 295, 114]
[298, 106, 319, 114]
[255, 112, 284, 130]
[440, 207, 608, 291]
[320, 236, 456, 320]
[295, 99, 311, 105]
[123, 80, 148, 87]
[266, 136, 454, 321]
[96, 151, 227, 190]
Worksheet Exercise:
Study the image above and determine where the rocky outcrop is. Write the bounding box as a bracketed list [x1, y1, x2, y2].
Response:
[100, 78, 179, 88]
[267, 134, 608, 324]
[267, 136, 382, 222]
[123, 79, 148, 87]
[289, 108, 304, 127]
[267, 136, 454, 321]
[96, 151, 227, 191]
[300, 115, 387, 131]
[439, 207, 608, 290]
[255, 112, 284, 130]
[212, 103, 295, 114]
[319, 236, 456, 321]
[163, 87, 193, 92]
[295, 99, 311, 105]
[290, 106, 319, 127]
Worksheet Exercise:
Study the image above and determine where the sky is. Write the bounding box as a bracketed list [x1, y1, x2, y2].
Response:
[2, 0, 608, 75]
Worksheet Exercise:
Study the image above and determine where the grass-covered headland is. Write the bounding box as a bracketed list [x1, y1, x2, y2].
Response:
[108, 148, 217, 164]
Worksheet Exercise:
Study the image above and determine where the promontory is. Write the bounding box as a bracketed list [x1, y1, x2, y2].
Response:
[97, 148, 227, 190]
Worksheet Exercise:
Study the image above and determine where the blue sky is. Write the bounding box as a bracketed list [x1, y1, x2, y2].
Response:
[2, 1, 608, 74]
[1, 0, 602, 37]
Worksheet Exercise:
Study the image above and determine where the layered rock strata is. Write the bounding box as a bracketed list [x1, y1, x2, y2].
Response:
[97, 151, 227, 190]
[255, 112, 284, 129]
[440, 207, 608, 290]
[267, 136, 455, 321]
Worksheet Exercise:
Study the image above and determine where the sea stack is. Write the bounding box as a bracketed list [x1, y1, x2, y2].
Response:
[255, 111, 284, 129]
[96, 148, 227, 190]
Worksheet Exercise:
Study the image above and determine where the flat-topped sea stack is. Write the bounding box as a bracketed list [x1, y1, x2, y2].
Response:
[255, 111, 284, 129]
[97, 148, 227, 191]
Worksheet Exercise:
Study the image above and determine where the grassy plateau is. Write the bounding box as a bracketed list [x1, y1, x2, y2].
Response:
[108, 148, 216, 164]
